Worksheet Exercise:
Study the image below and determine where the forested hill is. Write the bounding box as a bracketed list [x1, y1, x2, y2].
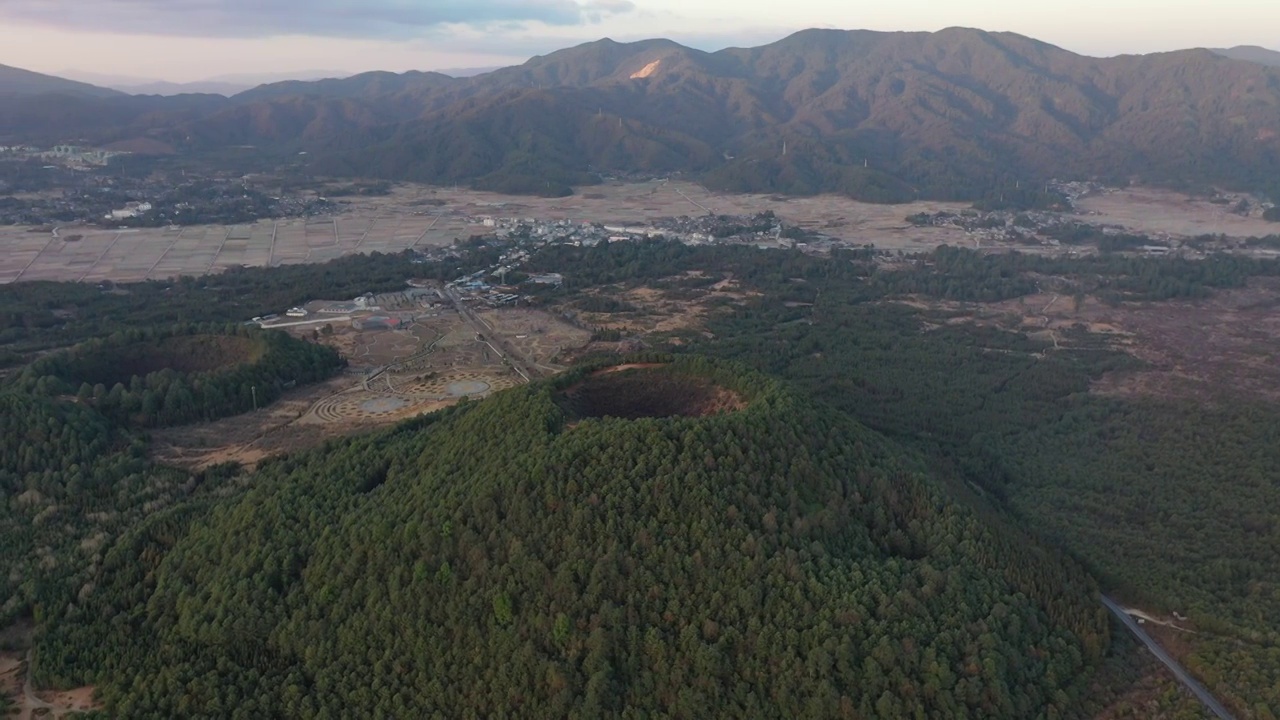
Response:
[5, 28, 1280, 199]
[311, 28, 1280, 199]
[0, 63, 122, 98]
[38, 358, 1110, 717]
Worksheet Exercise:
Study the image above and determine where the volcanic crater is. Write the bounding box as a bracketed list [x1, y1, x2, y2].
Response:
[558, 364, 746, 420]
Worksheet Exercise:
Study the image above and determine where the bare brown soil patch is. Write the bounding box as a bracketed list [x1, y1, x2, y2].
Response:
[569, 275, 757, 340]
[475, 307, 590, 370]
[1082, 282, 1280, 402]
[560, 366, 745, 420]
[0, 621, 100, 719]
[151, 376, 353, 470]
[36, 686, 99, 713]
[907, 277, 1280, 403]
[592, 363, 666, 375]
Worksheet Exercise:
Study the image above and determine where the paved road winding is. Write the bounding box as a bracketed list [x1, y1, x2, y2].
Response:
[1101, 596, 1236, 720]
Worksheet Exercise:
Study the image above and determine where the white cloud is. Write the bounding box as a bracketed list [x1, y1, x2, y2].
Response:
[0, 0, 636, 39]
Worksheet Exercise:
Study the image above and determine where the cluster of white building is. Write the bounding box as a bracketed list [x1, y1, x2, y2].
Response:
[104, 201, 152, 220]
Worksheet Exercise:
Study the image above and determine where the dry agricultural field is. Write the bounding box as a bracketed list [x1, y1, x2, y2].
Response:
[4, 180, 1276, 286]
[0, 214, 466, 284]
[0, 180, 980, 284]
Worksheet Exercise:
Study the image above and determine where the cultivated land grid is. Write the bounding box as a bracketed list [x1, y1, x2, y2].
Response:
[0, 181, 978, 284]
[5, 181, 1269, 285]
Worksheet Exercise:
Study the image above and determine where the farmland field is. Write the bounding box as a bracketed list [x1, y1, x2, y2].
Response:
[4, 180, 1276, 285]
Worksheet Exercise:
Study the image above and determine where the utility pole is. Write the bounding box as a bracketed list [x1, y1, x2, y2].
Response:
[251, 386, 258, 412]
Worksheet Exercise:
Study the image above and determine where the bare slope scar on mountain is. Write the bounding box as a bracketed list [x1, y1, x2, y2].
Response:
[630, 60, 661, 79]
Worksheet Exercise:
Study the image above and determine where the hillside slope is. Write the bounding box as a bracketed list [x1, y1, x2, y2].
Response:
[0, 63, 122, 98]
[1212, 46, 1280, 67]
[0, 93, 229, 145]
[232, 69, 458, 103]
[4, 29, 1280, 200]
[314, 29, 1280, 199]
[38, 358, 1110, 717]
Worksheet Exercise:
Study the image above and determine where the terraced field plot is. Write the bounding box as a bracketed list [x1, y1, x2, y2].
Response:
[153, 305, 584, 469]
[302, 369, 521, 425]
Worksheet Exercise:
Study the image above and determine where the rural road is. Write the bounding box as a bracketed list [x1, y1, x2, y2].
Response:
[444, 286, 537, 382]
[1101, 596, 1236, 720]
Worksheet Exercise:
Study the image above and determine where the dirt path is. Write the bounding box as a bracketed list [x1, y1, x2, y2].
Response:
[17, 650, 57, 720]
[8, 650, 100, 719]
[18, 651, 53, 719]
[1115, 604, 1198, 633]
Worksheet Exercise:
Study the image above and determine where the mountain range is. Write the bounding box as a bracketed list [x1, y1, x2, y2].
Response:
[50, 67, 508, 96]
[4, 29, 1280, 200]
[0, 63, 123, 100]
[1212, 46, 1280, 67]
[55, 69, 366, 97]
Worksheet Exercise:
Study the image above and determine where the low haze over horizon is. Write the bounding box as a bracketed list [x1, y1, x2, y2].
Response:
[1, 0, 1279, 83]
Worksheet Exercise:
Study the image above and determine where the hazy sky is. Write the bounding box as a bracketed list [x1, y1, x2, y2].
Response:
[1, 0, 1277, 82]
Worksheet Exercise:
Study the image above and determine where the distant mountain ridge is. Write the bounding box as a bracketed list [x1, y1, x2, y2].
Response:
[116, 81, 254, 97]
[234, 70, 457, 103]
[1212, 46, 1280, 67]
[0, 63, 123, 99]
[4, 29, 1280, 201]
[56, 69, 352, 97]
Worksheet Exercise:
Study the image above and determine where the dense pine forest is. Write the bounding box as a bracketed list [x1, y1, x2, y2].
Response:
[2, 238, 1279, 716]
[0, 323, 342, 633]
[34, 359, 1111, 718]
[530, 239, 1280, 717]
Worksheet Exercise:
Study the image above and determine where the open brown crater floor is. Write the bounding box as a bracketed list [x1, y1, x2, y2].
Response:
[73, 334, 264, 387]
[559, 366, 745, 420]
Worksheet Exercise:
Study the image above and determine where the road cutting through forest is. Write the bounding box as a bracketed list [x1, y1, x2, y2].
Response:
[1101, 596, 1234, 720]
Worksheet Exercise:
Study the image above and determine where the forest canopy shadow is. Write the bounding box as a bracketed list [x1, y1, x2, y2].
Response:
[68, 334, 263, 388]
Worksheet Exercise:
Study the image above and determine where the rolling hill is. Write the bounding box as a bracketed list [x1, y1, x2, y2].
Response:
[1212, 45, 1280, 67]
[233, 69, 457, 103]
[36, 358, 1109, 717]
[0, 92, 230, 145]
[4, 28, 1280, 200]
[0, 63, 122, 98]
